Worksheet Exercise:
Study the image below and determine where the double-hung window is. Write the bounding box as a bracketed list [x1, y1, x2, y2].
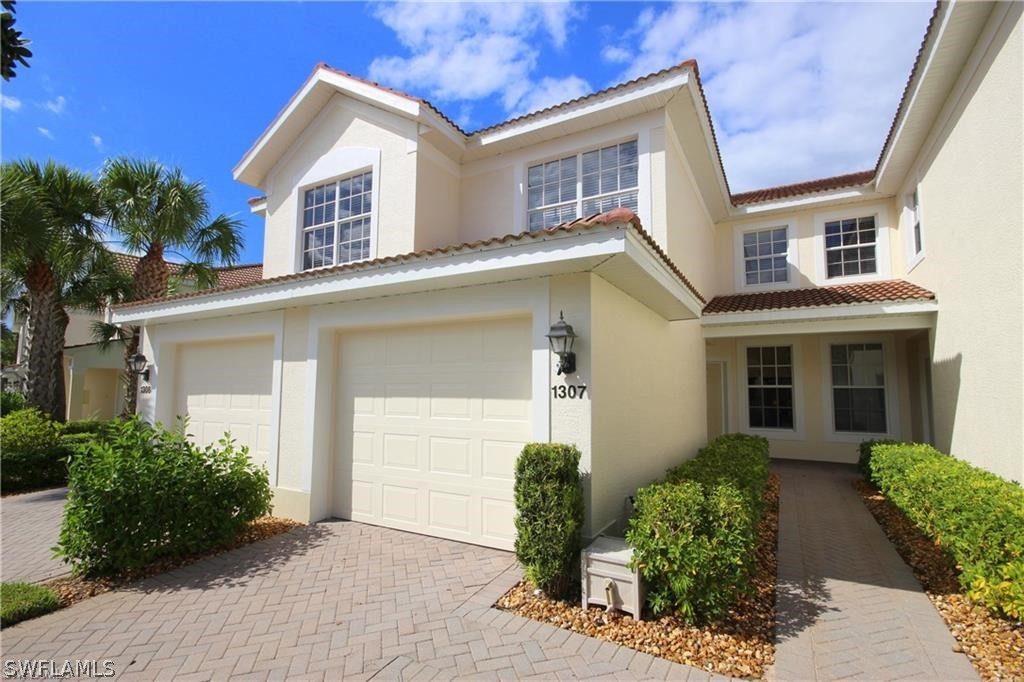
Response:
[301, 170, 373, 271]
[743, 227, 789, 285]
[830, 343, 887, 433]
[824, 215, 876, 278]
[527, 140, 638, 231]
[746, 346, 794, 430]
[910, 190, 923, 256]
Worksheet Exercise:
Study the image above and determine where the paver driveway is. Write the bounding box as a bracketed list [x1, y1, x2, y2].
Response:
[0, 487, 69, 583]
[0, 521, 705, 680]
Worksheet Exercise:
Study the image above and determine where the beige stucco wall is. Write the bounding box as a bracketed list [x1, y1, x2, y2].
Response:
[898, 6, 1023, 481]
[706, 331, 917, 464]
[414, 141, 461, 251]
[590, 275, 706, 535]
[260, 94, 420, 279]
[64, 309, 99, 347]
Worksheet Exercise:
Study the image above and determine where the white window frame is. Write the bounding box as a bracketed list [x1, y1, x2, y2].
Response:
[812, 203, 891, 285]
[292, 147, 381, 274]
[820, 334, 901, 443]
[737, 337, 805, 441]
[733, 221, 799, 291]
[525, 137, 640, 232]
[904, 185, 925, 272]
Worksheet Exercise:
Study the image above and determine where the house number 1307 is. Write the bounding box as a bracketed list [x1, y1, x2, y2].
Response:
[552, 385, 587, 399]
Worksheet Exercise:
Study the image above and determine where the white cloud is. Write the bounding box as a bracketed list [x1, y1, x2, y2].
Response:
[601, 46, 631, 64]
[511, 75, 592, 118]
[36, 127, 54, 140]
[90, 133, 104, 151]
[368, 2, 588, 127]
[44, 95, 67, 114]
[604, 2, 934, 191]
[1, 94, 22, 112]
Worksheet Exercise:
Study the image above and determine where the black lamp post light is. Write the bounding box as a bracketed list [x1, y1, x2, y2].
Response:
[129, 352, 150, 382]
[546, 311, 577, 376]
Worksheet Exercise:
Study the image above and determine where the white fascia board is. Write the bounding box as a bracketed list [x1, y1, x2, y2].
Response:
[419, 108, 467, 151]
[233, 69, 421, 185]
[730, 188, 884, 217]
[621, 231, 705, 318]
[684, 78, 732, 217]
[112, 229, 628, 325]
[248, 200, 267, 215]
[701, 300, 938, 338]
[473, 71, 689, 148]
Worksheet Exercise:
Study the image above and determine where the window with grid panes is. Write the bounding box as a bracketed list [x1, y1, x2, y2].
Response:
[743, 227, 788, 284]
[830, 343, 887, 433]
[824, 216, 876, 277]
[746, 346, 794, 429]
[301, 171, 373, 271]
[527, 140, 638, 231]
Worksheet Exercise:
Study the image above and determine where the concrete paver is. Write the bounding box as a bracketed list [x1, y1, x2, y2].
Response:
[0, 487, 69, 583]
[769, 460, 977, 681]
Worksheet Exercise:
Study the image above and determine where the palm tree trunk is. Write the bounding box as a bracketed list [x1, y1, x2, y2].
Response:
[24, 261, 67, 421]
[122, 242, 169, 416]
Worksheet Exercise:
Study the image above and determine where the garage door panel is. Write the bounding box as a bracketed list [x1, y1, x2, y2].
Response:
[336, 318, 531, 550]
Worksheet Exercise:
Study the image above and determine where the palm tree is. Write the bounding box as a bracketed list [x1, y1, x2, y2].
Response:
[1, 159, 108, 420]
[99, 157, 244, 414]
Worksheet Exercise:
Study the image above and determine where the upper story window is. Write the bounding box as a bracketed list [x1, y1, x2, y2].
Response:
[743, 227, 789, 285]
[824, 216, 876, 278]
[910, 189, 923, 256]
[302, 170, 373, 271]
[527, 140, 638, 231]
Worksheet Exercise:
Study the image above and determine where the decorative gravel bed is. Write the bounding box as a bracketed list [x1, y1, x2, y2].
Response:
[496, 474, 779, 679]
[42, 516, 302, 611]
[854, 480, 1024, 680]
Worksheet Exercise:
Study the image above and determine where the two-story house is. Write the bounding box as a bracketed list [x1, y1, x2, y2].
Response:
[112, 0, 1022, 549]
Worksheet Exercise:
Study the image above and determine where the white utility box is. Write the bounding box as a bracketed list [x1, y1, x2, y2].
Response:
[580, 536, 644, 620]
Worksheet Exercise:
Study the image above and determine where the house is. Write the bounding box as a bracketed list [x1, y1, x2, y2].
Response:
[10, 252, 263, 420]
[111, 1, 1022, 549]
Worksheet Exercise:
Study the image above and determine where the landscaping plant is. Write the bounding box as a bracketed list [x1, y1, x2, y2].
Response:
[628, 433, 770, 622]
[513, 443, 584, 598]
[56, 416, 272, 576]
[0, 390, 26, 416]
[0, 582, 59, 627]
[867, 441, 1024, 619]
[0, 407, 69, 492]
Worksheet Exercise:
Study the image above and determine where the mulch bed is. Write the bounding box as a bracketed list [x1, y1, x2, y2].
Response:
[42, 516, 302, 609]
[495, 473, 779, 679]
[854, 480, 1024, 680]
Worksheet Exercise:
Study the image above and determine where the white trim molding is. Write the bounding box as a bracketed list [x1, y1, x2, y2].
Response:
[702, 300, 938, 338]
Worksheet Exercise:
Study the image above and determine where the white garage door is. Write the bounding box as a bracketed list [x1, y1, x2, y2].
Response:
[174, 338, 274, 471]
[336, 317, 533, 550]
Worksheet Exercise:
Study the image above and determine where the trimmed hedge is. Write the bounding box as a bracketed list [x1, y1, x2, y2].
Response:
[0, 391, 26, 416]
[0, 582, 60, 627]
[56, 417, 272, 576]
[513, 443, 584, 597]
[628, 433, 770, 622]
[0, 408, 69, 492]
[866, 442, 1024, 619]
[857, 438, 898, 477]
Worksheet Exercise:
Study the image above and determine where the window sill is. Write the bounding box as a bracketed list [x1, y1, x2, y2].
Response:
[742, 426, 805, 442]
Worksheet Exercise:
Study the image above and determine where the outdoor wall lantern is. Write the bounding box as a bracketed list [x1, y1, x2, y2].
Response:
[546, 311, 577, 376]
[128, 352, 150, 382]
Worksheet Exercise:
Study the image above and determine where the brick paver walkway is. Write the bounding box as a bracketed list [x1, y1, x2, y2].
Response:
[0, 487, 69, 583]
[0, 521, 709, 680]
[769, 460, 977, 681]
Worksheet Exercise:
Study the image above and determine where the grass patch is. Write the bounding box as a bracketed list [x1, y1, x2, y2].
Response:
[1, 582, 60, 627]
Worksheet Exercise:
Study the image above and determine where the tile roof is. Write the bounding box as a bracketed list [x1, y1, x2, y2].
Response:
[114, 208, 704, 310]
[110, 251, 263, 288]
[703, 280, 935, 315]
[111, 251, 183, 276]
[729, 170, 876, 206]
[247, 195, 267, 206]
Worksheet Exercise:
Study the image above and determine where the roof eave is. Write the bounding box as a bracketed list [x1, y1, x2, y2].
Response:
[702, 299, 938, 338]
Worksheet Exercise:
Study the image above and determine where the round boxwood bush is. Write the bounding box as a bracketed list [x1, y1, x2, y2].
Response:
[56, 417, 272, 576]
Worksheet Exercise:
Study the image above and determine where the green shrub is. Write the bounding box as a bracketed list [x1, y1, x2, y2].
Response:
[63, 418, 114, 437]
[869, 443, 1024, 619]
[0, 408, 69, 492]
[857, 438, 898, 477]
[628, 433, 770, 622]
[56, 417, 273, 576]
[513, 443, 584, 597]
[0, 391, 26, 416]
[627, 480, 754, 622]
[1, 582, 60, 627]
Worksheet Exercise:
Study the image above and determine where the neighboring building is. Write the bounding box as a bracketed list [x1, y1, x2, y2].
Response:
[112, 1, 1022, 548]
[11, 252, 262, 420]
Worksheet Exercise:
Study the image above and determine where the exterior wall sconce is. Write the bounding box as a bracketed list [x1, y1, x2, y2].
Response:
[128, 352, 150, 382]
[546, 311, 577, 376]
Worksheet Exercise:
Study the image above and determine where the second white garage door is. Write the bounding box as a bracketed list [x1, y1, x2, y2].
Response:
[174, 337, 274, 472]
[335, 317, 533, 550]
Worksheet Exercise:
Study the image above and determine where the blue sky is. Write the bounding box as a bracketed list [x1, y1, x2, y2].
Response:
[1, 1, 934, 265]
